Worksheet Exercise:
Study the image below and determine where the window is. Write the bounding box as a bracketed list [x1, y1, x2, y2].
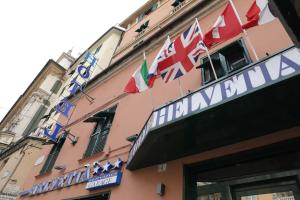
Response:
[171, 0, 185, 7]
[0, 158, 9, 172]
[145, 2, 158, 15]
[135, 20, 149, 33]
[40, 133, 67, 174]
[77, 192, 110, 200]
[22, 105, 47, 136]
[137, 14, 145, 23]
[200, 40, 251, 84]
[94, 45, 102, 54]
[50, 80, 63, 94]
[136, 2, 158, 23]
[83, 106, 116, 157]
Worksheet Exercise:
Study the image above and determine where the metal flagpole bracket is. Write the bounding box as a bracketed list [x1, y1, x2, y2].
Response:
[64, 130, 79, 145]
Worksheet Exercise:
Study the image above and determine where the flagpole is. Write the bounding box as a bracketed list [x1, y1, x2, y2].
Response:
[148, 89, 155, 111]
[166, 34, 184, 96]
[144, 50, 156, 110]
[177, 78, 184, 97]
[195, 18, 218, 80]
[228, 0, 259, 61]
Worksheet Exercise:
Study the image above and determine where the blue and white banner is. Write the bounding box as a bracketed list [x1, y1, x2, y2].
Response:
[86, 171, 122, 190]
[128, 47, 300, 165]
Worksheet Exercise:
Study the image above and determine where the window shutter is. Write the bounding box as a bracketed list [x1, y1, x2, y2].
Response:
[22, 105, 47, 136]
[83, 106, 117, 158]
[40, 134, 66, 174]
[50, 80, 63, 94]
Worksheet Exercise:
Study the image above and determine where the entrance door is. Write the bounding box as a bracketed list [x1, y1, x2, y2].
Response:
[184, 140, 300, 200]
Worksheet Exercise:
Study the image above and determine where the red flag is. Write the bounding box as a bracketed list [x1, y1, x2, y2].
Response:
[203, 3, 243, 48]
[242, 0, 275, 29]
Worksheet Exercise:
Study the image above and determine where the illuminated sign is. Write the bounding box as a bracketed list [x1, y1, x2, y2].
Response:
[42, 51, 97, 142]
[19, 158, 124, 197]
[86, 171, 122, 190]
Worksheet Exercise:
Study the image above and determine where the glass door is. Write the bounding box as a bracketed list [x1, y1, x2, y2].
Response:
[233, 179, 300, 200]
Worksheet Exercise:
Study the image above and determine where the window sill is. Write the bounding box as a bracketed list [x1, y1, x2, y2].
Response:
[78, 151, 107, 164]
[35, 170, 52, 178]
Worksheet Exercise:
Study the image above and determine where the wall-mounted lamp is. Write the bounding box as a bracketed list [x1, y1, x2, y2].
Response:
[54, 164, 66, 172]
[65, 130, 79, 145]
[156, 183, 165, 196]
[126, 134, 138, 143]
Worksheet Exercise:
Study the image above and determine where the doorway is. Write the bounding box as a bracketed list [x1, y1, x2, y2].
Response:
[184, 139, 300, 200]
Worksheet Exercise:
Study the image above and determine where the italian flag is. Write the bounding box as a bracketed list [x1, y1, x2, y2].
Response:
[124, 57, 150, 93]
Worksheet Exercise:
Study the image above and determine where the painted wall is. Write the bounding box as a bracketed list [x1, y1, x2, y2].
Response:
[0, 139, 43, 196]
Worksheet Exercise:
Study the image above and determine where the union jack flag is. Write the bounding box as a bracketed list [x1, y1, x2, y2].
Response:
[157, 20, 206, 83]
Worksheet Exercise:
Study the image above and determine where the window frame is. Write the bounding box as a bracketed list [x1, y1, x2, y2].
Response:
[200, 39, 252, 85]
[40, 133, 67, 175]
[83, 106, 117, 158]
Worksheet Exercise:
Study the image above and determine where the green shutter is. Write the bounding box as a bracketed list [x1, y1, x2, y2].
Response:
[23, 105, 47, 136]
[50, 80, 62, 94]
[83, 105, 117, 158]
[40, 134, 66, 174]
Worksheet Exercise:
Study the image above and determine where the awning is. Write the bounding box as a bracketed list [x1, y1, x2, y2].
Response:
[127, 47, 300, 170]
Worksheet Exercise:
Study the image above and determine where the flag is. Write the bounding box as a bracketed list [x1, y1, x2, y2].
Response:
[148, 36, 172, 87]
[193, 19, 208, 60]
[242, 0, 275, 29]
[203, 3, 243, 48]
[124, 56, 150, 93]
[156, 21, 203, 83]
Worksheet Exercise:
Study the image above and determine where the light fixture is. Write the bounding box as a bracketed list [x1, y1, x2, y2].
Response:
[126, 134, 138, 143]
[65, 130, 79, 145]
[156, 183, 165, 196]
[54, 164, 66, 172]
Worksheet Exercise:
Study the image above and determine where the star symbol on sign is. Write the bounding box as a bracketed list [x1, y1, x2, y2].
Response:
[113, 158, 123, 169]
[93, 161, 102, 175]
[102, 162, 113, 173]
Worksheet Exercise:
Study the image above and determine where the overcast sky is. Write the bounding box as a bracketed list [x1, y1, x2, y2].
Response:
[0, 0, 147, 121]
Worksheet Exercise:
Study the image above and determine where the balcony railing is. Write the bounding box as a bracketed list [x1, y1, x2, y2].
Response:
[171, 0, 188, 14]
[0, 194, 16, 200]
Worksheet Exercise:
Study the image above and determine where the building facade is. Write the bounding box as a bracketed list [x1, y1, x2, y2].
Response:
[37, 26, 125, 137]
[0, 55, 73, 145]
[18, 0, 300, 200]
[0, 137, 44, 200]
[0, 52, 75, 199]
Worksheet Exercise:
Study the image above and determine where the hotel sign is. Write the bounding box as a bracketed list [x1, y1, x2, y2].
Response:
[86, 171, 122, 190]
[128, 47, 300, 165]
[19, 159, 124, 197]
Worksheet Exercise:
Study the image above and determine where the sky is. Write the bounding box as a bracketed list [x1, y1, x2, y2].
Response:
[0, 0, 147, 121]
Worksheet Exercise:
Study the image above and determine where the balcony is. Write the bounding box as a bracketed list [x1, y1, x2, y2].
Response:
[127, 47, 300, 170]
[0, 194, 16, 200]
[0, 131, 14, 149]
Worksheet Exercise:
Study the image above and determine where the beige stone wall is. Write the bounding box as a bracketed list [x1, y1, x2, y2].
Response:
[0, 139, 43, 196]
[91, 30, 124, 77]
